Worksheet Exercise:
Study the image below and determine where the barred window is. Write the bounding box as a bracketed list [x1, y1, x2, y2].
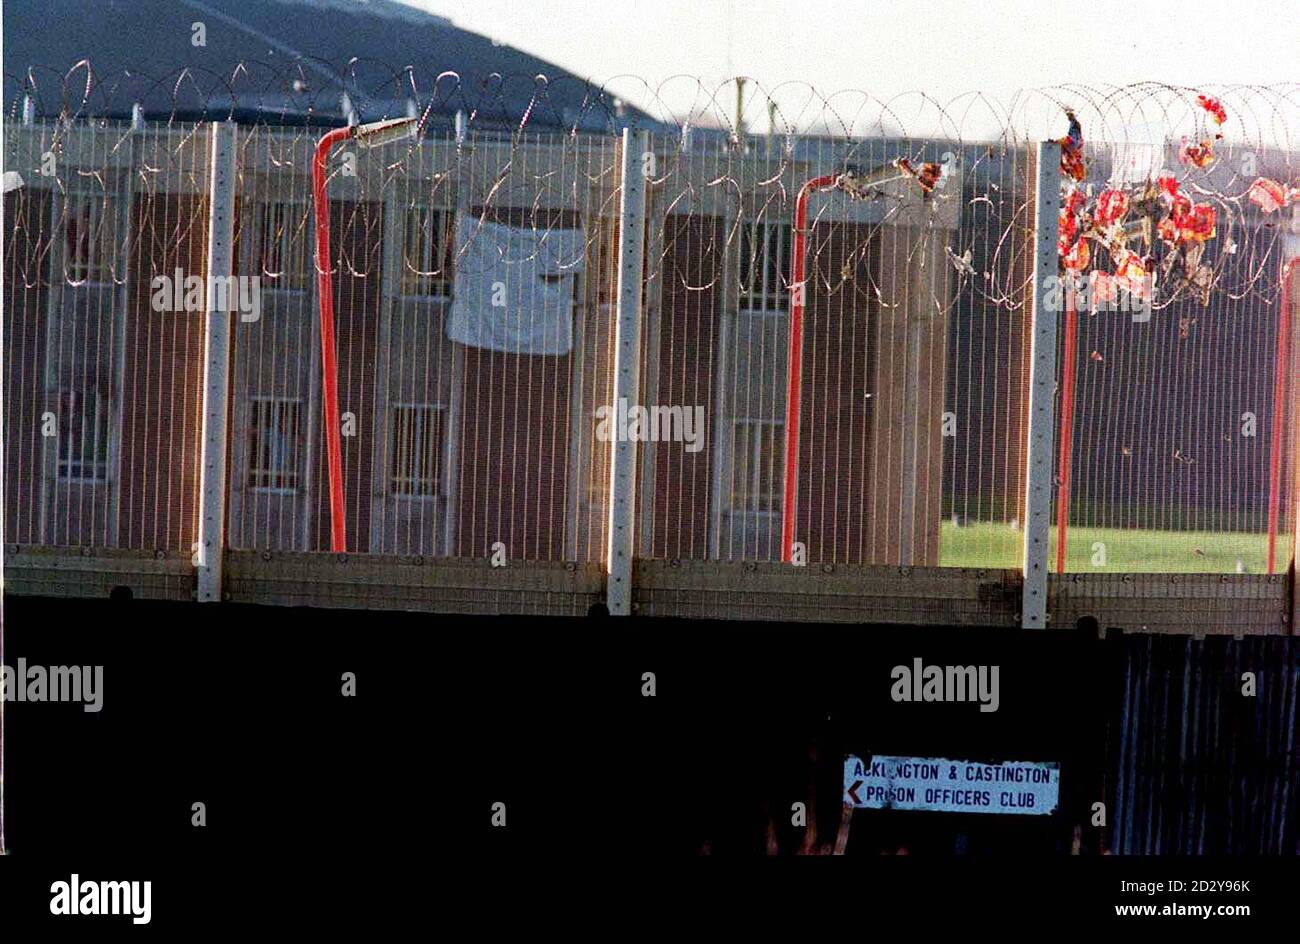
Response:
[63, 193, 113, 284]
[247, 398, 301, 491]
[739, 220, 792, 312]
[56, 389, 110, 482]
[391, 404, 445, 497]
[730, 419, 783, 513]
[257, 202, 309, 289]
[401, 206, 453, 298]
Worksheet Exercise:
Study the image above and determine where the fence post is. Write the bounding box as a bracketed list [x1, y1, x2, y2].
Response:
[605, 128, 650, 615]
[197, 121, 238, 602]
[1022, 140, 1061, 629]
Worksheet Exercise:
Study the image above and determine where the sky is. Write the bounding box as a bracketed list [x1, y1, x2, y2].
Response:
[406, 0, 1298, 137]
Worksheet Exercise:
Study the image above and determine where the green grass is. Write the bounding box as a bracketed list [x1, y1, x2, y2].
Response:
[939, 521, 1294, 574]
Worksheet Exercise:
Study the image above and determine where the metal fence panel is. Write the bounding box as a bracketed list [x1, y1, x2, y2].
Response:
[4, 121, 211, 555]
[3, 75, 1298, 622]
[224, 128, 621, 563]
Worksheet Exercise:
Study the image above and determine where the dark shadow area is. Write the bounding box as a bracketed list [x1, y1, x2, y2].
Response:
[2, 595, 1294, 857]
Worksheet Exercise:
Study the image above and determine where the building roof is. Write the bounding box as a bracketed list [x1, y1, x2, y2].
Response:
[3, 0, 652, 132]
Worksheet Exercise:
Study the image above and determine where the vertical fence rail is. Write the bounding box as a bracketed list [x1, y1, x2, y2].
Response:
[197, 122, 237, 601]
[606, 128, 649, 615]
[1023, 141, 1061, 629]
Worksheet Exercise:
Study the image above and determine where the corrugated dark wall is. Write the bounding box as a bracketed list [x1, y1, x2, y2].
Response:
[1105, 633, 1299, 854]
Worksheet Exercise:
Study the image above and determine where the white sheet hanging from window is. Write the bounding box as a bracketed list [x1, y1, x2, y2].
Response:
[447, 212, 585, 355]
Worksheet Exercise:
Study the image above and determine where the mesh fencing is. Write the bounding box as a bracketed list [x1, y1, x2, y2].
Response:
[3, 70, 1298, 579]
[223, 128, 620, 561]
[4, 120, 210, 553]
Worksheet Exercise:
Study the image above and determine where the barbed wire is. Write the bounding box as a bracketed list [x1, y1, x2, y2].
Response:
[7, 68, 1296, 302]
[8, 62, 1300, 141]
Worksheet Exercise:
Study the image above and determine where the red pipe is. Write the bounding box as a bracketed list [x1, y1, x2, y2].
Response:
[312, 126, 354, 553]
[1055, 283, 1079, 574]
[781, 174, 840, 562]
[1267, 257, 1298, 574]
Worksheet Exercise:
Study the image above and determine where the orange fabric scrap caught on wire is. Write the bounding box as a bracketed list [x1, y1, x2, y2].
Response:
[1058, 110, 1085, 181]
[1114, 249, 1146, 279]
[1088, 270, 1119, 310]
[1179, 97, 1225, 169]
[1159, 200, 1217, 245]
[1196, 95, 1228, 126]
[1058, 189, 1087, 259]
[1182, 203, 1217, 242]
[1094, 189, 1129, 226]
[895, 158, 943, 193]
[1062, 239, 1090, 272]
[1113, 249, 1151, 299]
[1179, 136, 1216, 168]
[1247, 177, 1297, 214]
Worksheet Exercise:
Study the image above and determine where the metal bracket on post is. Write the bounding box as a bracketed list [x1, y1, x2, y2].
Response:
[1022, 140, 1061, 629]
[197, 121, 238, 602]
[605, 127, 650, 616]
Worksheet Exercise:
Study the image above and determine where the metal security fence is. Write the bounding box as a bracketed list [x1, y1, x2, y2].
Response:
[223, 127, 621, 563]
[638, 130, 1035, 569]
[3, 120, 211, 557]
[2, 72, 1298, 628]
[218, 123, 622, 614]
[1055, 138, 1297, 577]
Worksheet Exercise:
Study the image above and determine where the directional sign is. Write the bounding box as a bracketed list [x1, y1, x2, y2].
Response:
[844, 755, 1059, 816]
